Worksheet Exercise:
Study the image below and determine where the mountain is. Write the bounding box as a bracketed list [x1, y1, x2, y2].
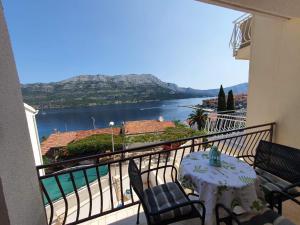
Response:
[203, 82, 248, 96]
[21, 74, 248, 109]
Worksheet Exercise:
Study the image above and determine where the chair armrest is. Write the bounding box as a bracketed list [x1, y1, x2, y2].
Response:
[148, 200, 206, 217]
[215, 204, 242, 225]
[141, 165, 177, 174]
[283, 182, 300, 192]
[140, 165, 178, 180]
[236, 155, 255, 166]
[187, 193, 199, 198]
[236, 155, 255, 159]
[271, 190, 300, 205]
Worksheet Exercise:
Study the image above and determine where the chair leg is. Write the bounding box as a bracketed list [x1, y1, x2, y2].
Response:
[136, 203, 141, 224]
[278, 201, 282, 215]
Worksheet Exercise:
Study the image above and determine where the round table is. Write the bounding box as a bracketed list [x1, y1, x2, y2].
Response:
[179, 151, 264, 225]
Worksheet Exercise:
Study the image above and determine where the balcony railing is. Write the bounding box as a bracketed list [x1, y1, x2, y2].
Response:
[205, 112, 246, 134]
[230, 14, 252, 56]
[36, 122, 275, 225]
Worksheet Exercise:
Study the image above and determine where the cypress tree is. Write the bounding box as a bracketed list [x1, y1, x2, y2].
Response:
[227, 90, 235, 111]
[217, 85, 226, 112]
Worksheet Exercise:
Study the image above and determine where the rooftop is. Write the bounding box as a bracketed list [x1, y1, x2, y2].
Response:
[41, 119, 175, 155]
[41, 127, 121, 155]
[124, 120, 175, 135]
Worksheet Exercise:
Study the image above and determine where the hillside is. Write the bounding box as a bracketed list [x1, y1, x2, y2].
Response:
[21, 74, 248, 109]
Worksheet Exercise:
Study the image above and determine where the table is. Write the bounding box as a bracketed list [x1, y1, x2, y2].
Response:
[179, 151, 264, 225]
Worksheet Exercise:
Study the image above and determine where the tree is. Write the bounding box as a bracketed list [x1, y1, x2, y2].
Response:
[217, 85, 226, 112]
[67, 134, 123, 156]
[227, 90, 235, 111]
[188, 108, 207, 130]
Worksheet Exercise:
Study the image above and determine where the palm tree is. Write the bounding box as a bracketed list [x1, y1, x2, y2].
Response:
[188, 108, 207, 130]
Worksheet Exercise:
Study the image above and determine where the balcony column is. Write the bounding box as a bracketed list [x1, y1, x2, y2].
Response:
[0, 2, 47, 225]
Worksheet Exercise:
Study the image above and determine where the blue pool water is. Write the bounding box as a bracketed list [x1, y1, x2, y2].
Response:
[42, 165, 108, 204]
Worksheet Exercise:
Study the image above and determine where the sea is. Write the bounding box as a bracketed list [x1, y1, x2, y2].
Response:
[36, 97, 212, 139]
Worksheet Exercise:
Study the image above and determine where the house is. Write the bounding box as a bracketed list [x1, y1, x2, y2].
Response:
[41, 127, 121, 156]
[41, 120, 174, 156]
[24, 103, 43, 166]
[123, 119, 175, 135]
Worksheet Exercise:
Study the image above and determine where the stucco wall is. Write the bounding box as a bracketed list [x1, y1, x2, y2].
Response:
[0, 3, 47, 225]
[24, 104, 43, 166]
[196, 0, 300, 19]
[246, 14, 300, 149]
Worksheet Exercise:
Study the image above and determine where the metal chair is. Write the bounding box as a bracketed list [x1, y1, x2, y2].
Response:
[128, 159, 206, 225]
[215, 191, 299, 225]
[253, 140, 300, 214]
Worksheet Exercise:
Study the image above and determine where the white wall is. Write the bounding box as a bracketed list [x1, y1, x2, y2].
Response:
[0, 2, 47, 224]
[196, 0, 300, 19]
[247, 14, 300, 148]
[24, 103, 43, 166]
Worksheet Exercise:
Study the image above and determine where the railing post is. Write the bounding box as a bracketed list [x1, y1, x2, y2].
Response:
[191, 139, 195, 152]
[269, 123, 274, 142]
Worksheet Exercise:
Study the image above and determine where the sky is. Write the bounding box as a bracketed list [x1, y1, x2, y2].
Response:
[2, 0, 249, 89]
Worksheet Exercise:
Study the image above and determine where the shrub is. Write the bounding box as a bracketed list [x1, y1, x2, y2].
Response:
[126, 124, 206, 144]
[67, 134, 123, 156]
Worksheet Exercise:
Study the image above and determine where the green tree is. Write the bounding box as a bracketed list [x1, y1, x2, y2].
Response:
[67, 134, 123, 156]
[217, 85, 226, 112]
[227, 90, 235, 111]
[188, 108, 207, 130]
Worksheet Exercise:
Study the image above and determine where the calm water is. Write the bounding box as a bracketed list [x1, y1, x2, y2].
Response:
[37, 97, 211, 138]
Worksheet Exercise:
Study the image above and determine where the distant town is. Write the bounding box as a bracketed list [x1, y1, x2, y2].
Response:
[202, 93, 247, 110]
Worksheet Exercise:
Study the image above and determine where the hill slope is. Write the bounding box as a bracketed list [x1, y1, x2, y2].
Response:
[21, 74, 248, 109]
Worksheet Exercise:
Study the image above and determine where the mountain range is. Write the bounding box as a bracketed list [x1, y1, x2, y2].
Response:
[21, 74, 248, 109]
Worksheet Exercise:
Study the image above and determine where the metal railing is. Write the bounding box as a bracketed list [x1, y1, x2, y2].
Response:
[36, 122, 275, 225]
[205, 112, 246, 134]
[230, 14, 252, 56]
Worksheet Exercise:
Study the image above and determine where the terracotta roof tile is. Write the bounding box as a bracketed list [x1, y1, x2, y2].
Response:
[124, 120, 175, 135]
[74, 127, 121, 141]
[41, 128, 121, 155]
[41, 120, 173, 155]
[41, 131, 77, 155]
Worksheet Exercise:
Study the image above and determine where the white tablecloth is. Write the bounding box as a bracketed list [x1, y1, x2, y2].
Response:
[179, 151, 264, 225]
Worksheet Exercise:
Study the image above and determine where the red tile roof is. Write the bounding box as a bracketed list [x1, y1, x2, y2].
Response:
[41, 120, 174, 155]
[124, 120, 175, 135]
[41, 128, 121, 155]
[74, 127, 121, 141]
[41, 131, 77, 155]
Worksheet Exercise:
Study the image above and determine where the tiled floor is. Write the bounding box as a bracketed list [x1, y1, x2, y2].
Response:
[82, 200, 300, 225]
[284, 199, 300, 225]
[82, 204, 200, 225]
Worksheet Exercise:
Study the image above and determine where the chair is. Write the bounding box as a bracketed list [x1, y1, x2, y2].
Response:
[215, 191, 300, 225]
[253, 141, 300, 214]
[128, 159, 205, 225]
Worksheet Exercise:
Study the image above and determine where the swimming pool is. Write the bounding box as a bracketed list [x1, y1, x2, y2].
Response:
[42, 165, 108, 204]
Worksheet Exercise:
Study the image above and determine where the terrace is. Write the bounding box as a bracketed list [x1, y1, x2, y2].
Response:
[37, 123, 275, 224]
[36, 122, 300, 225]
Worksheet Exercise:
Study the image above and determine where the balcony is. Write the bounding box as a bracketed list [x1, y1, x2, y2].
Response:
[230, 14, 252, 60]
[204, 111, 246, 134]
[36, 123, 291, 225]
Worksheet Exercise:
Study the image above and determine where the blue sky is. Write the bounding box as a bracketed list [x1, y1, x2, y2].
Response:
[2, 0, 248, 89]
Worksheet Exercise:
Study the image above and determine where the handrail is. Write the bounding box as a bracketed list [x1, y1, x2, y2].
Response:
[37, 122, 275, 169]
[230, 14, 252, 56]
[205, 112, 247, 134]
[37, 122, 275, 225]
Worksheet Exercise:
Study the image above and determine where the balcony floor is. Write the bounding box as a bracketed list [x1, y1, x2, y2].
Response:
[80, 199, 300, 225]
[81, 204, 201, 225]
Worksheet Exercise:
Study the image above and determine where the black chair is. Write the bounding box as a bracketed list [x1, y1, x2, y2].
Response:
[215, 191, 299, 225]
[128, 159, 206, 225]
[253, 141, 300, 214]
